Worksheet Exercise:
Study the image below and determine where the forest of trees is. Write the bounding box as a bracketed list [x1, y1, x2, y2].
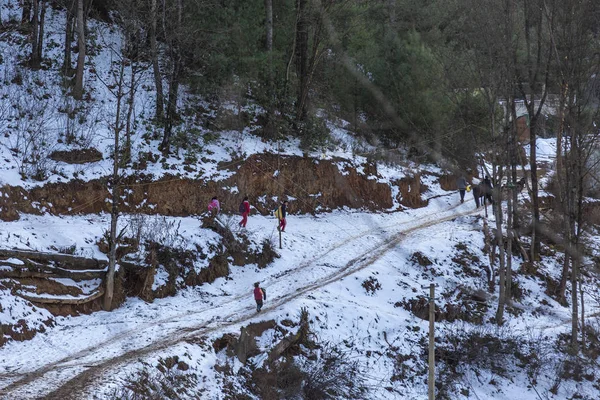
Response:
[6, 1, 598, 160]
[3, 0, 600, 346]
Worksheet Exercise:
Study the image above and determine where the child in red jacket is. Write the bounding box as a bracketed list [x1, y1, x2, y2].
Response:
[254, 282, 266, 312]
[239, 196, 250, 227]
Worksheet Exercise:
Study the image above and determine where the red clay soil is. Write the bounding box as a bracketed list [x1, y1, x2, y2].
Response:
[0, 154, 394, 221]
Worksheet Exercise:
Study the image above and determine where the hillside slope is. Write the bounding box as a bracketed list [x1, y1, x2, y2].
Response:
[0, 3, 600, 400]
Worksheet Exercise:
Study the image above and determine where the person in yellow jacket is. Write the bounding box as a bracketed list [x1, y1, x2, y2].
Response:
[274, 200, 288, 232]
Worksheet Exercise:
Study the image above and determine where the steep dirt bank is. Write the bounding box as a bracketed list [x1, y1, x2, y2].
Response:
[0, 154, 394, 221]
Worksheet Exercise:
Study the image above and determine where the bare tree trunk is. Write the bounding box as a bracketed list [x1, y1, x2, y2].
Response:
[508, 100, 520, 229]
[570, 239, 578, 350]
[36, 1, 45, 63]
[31, 0, 39, 66]
[568, 132, 578, 349]
[554, 81, 570, 304]
[160, 0, 183, 154]
[529, 118, 540, 261]
[73, 0, 85, 100]
[264, 0, 273, 51]
[22, 0, 31, 24]
[580, 273, 585, 351]
[557, 254, 570, 305]
[30, 0, 46, 67]
[262, 0, 277, 138]
[495, 166, 507, 324]
[506, 188, 513, 302]
[63, 0, 76, 77]
[124, 61, 136, 164]
[519, 0, 552, 262]
[555, 82, 568, 184]
[162, 56, 181, 153]
[295, 0, 308, 122]
[150, 0, 164, 122]
[103, 61, 126, 311]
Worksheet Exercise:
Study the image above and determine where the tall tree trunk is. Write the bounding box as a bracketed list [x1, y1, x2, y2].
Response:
[495, 167, 507, 324]
[557, 253, 570, 305]
[31, 0, 39, 65]
[555, 81, 568, 184]
[295, 0, 309, 122]
[35, 0, 46, 64]
[103, 62, 126, 311]
[22, 0, 32, 24]
[509, 101, 520, 229]
[506, 187, 513, 302]
[150, 0, 164, 122]
[580, 273, 585, 351]
[73, 0, 85, 100]
[263, 0, 276, 138]
[264, 0, 273, 52]
[162, 56, 181, 153]
[573, 136, 586, 350]
[529, 116, 540, 260]
[124, 62, 136, 164]
[160, 0, 183, 154]
[570, 236, 578, 350]
[568, 127, 580, 350]
[63, 0, 76, 77]
[555, 82, 569, 304]
[519, 0, 552, 262]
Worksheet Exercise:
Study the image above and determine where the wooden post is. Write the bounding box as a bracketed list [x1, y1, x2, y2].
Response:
[428, 283, 435, 400]
[279, 226, 282, 249]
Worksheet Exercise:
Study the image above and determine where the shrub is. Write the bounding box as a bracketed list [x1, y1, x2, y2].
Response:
[256, 238, 279, 269]
[298, 343, 368, 400]
[298, 116, 330, 152]
[433, 326, 562, 399]
[362, 276, 382, 295]
[109, 356, 199, 400]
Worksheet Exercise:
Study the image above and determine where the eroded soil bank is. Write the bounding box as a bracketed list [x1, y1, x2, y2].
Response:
[0, 154, 398, 221]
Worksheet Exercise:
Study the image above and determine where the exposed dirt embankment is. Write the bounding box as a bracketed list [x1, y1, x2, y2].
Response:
[0, 154, 393, 221]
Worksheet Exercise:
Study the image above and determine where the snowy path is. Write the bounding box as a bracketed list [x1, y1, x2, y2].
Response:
[0, 201, 479, 399]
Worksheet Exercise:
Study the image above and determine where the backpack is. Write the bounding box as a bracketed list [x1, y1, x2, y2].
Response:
[239, 201, 245, 214]
[261, 288, 267, 300]
[274, 206, 282, 219]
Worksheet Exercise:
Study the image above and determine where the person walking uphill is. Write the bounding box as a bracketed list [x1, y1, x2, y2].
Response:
[456, 176, 467, 203]
[254, 282, 266, 312]
[275, 200, 288, 232]
[482, 176, 494, 205]
[472, 184, 481, 208]
[239, 196, 250, 228]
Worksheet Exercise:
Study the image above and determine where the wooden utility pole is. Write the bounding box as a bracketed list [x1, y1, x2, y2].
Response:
[427, 283, 435, 400]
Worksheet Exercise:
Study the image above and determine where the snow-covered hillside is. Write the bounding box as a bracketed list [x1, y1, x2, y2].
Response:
[2, 172, 599, 399]
[1, 2, 600, 400]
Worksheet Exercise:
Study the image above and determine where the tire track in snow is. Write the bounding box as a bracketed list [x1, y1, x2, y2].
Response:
[0, 203, 478, 399]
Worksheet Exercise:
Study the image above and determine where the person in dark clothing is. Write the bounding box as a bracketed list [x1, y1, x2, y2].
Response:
[482, 176, 494, 205]
[472, 184, 481, 208]
[239, 196, 250, 228]
[254, 282, 265, 312]
[456, 176, 467, 203]
[277, 200, 288, 232]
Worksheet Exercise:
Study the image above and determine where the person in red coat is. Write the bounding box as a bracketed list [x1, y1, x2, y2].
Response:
[254, 282, 265, 312]
[239, 196, 250, 228]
